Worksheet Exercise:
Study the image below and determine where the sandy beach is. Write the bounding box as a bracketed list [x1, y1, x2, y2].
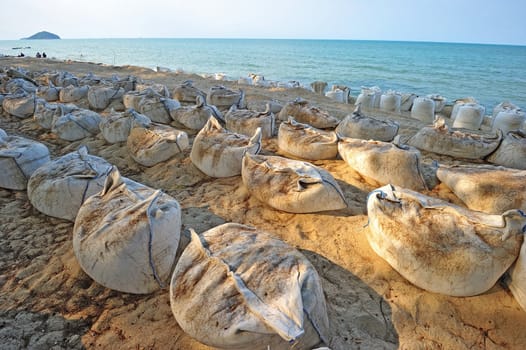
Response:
[1, 57, 525, 350]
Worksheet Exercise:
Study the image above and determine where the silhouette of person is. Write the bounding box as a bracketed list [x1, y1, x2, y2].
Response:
[42, 52, 47, 58]
[36, 52, 42, 58]
[18, 52, 25, 57]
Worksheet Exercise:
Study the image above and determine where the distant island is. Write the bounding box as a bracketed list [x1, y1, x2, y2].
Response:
[22, 31, 60, 40]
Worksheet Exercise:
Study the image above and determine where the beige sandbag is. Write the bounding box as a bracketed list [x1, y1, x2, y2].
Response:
[170, 95, 224, 130]
[450, 97, 478, 120]
[492, 109, 525, 134]
[278, 98, 340, 129]
[127, 124, 189, 167]
[87, 85, 125, 110]
[122, 88, 160, 110]
[59, 85, 89, 103]
[73, 167, 181, 294]
[411, 97, 435, 122]
[487, 130, 526, 169]
[335, 104, 399, 142]
[366, 184, 526, 296]
[36, 83, 61, 102]
[493, 101, 519, 118]
[278, 117, 338, 160]
[207, 85, 245, 109]
[225, 103, 274, 139]
[339, 137, 427, 191]
[437, 164, 526, 214]
[27, 146, 113, 221]
[4, 78, 37, 94]
[506, 239, 526, 312]
[0, 134, 50, 190]
[99, 109, 151, 144]
[241, 153, 347, 213]
[52, 108, 102, 141]
[2, 92, 38, 118]
[379, 91, 401, 112]
[190, 117, 261, 177]
[400, 93, 417, 112]
[170, 223, 330, 349]
[171, 80, 206, 103]
[406, 117, 502, 160]
[426, 94, 447, 113]
[33, 100, 78, 130]
[138, 94, 180, 124]
[452, 103, 485, 130]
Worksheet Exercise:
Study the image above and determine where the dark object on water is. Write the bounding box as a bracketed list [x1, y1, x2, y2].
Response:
[22, 31, 60, 40]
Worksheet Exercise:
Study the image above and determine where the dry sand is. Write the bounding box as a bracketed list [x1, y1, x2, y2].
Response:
[0, 57, 525, 350]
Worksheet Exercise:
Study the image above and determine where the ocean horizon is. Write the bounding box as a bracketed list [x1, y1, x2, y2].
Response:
[1, 38, 525, 112]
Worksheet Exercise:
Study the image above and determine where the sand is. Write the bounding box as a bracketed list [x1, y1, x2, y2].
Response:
[1, 57, 525, 350]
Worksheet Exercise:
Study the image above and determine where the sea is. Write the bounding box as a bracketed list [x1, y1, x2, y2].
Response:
[1, 38, 525, 112]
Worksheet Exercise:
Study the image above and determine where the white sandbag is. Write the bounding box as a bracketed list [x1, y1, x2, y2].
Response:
[122, 88, 160, 110]
[278, 117, 338, 160]
[242, 153, 347, 213]
[190, 117, 261, 178]
[27, 147, 113, 221]
[54, 71, 79, 87]
[325, 89, 345, 103]
[339, 137, 427, 191]
[127, 124, 189, 167]
[493, 101, 519, 118]
[427, 94, 447, 113]
[335, 105, 399, 142]
[87, 85, 125, 110]
[355, 91, 376, 109]
[59, 85, 89, 103]
[367, 184, 526, 296]
[170, 95, 224, 130]
[99, 109, 151, 144]
[492, 109, 525, 134]
[138, 95, 180, 124]
[4, 78, 37, 94]
[73, 167, 181, 294]
[450, 97, 478, 120]
[399, 93, 417, 112]
[277, 98, 340, 129]
[33, 101, 78, 130]
[379, 91, 401, 113]
[171, 80, 206, 103]
[170, 223, 330, 349]
[487, 130, 526, 170]
[36, 84, 61, 102]
[225, 104, 274, 139]
[136, 83, 170, 97]
[2, 92, 38, 118]
[506, 240, 526, 312]
[411, 97, 435, 122]
[0, 134, 50, 190]
[452, 103, 485, 130]
[52, 108, 102, 141]
[330, 85, 351, 103]
[208, 86, 245, 109]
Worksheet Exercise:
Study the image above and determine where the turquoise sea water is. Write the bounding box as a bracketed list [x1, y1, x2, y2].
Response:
[1, 38, 525, 111]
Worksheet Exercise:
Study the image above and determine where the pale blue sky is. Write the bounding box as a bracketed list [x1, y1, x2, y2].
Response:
[2, 0, 525, 45]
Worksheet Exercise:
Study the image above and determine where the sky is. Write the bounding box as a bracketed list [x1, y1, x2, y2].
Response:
[2, 0, 525, 45]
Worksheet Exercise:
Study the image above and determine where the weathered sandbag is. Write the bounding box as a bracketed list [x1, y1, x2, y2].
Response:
[366, 184, 526, 296]
[207, 86, 245, 109]
[73, 167, 181, 294]
[190, 116, 261, 178]
[242, 153, 346, 213]
[278, 117, 338, 160]
[450, 97, 478, 120]
[379, 91, 401, 112]
[427, 94, 447, 113]
[5, 78, 38, 94]
[36, 84, 61, 102]
[310, 80, 328, 94]
[325, 89, 345, 103]
[277, 98, 340, 129]
[171, 80, 206, 103]
[355, 90, 376, 109]
[170, 223, 330, 349]
[110, 74, 138, 92]
[2, 92, 38, 118]
[0, 134, 50, 190]
[486, 130, 526, 169]
[136, 83, 170, 97]
[59, 85, 89, 103]
[225, 103, 274, 139]
[506, 240, 526, 312]
[52, 108, 102, 141]
[330, 85, 351, 104]
[87, 85, 125, 110]
[406, 117, 503, 159]
[339, 137, 427, 191]
[493, 101, 519, 118]
[54, 71, 79, 87]
[492, 109, 525, 134]
[411, 97, 435, 122]
[122, 88, 160, 110]
[99, 109, 151, 143]
[27, 147, 113, 221]
[452, 103, 485, 130]
[335, 105, 399, 142]
[33, 100, 78, 130]
[127, 124, 189, 167]
[170, 95, 224, 130]
[138, 94, 180, 124]
[400, 93, 417, 112]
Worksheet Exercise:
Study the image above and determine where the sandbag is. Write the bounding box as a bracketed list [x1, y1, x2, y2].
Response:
[335, 105, 399, 142]
[242, 153, 347, 213]
[87, 85, 125, 110]
[52, 108, 102, 141]
[73, 167, 181, 294]
[170, 95, 224, 130]
[411, 97, 435, 122]
[506, 240, 526, 312]
[170, 223, 330, 349]
[190, 117, 261, 177]
[366, 184, 526, 296]
[208, 86, 245, 109]
[450, 97, 478, 120]
[59, 85, 89, 103]
[4, 78, 37, 94]
[493, 101, 519, 118]
[2, 92, 38, 118]
[27, 147, 113, 221]
[33, 100, 78, 130]
[127, 124, 189, 167]
[379, 91, 401, 112]
[437, 164, 526, 214]
[123, 88, 160, 110]
[492, 109, 525, 134]
[452, 103, 485, 130]
[0, 134, 50, 190]
[486, 130, 526, 170]
[427, 94, 447, 113]
[400, 93, 417, 112]
[225, 104, 274, 139]
[406, 117, 502, 160]
[36, 84, 61, 102]
[171, 80, 206, 103]
[138, 94, 180, 124]
[100, 109, 151, 144]
[277, 98, 339, 129]
[278, 117, 338, 160]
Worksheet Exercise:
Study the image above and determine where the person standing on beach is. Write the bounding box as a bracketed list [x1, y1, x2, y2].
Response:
[42, 52, 47, 58]
[36, 52, 42, 58]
